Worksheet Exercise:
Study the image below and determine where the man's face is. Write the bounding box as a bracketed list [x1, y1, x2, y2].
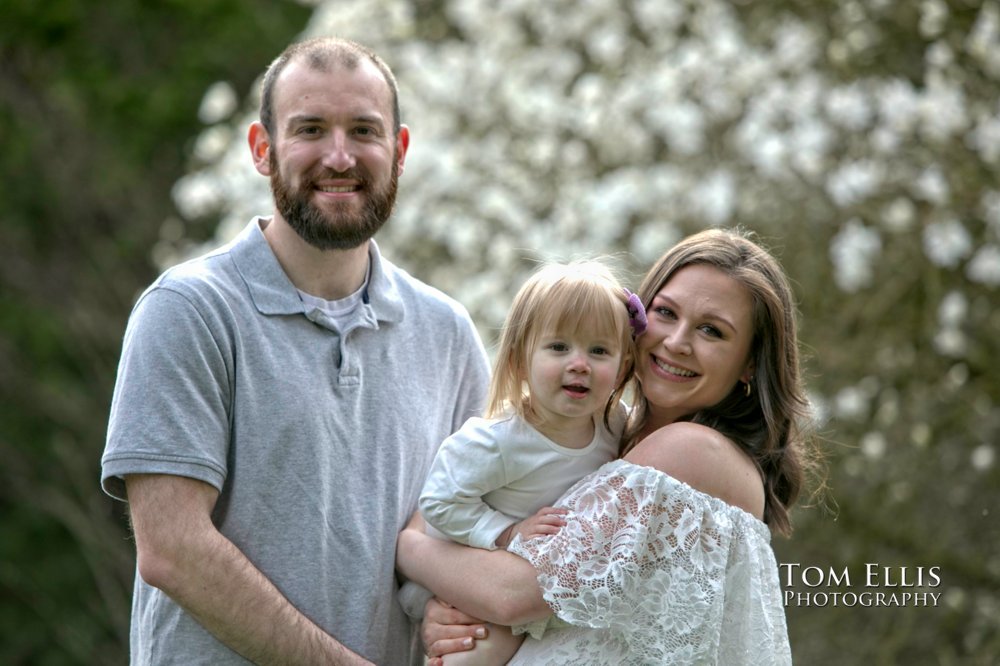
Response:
[264, 58, 407, 250]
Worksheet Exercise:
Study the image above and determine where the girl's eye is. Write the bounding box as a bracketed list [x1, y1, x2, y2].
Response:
[591, 347, 609, 356]
[700, 325, 723, 338]
[549, 342, 568, 352]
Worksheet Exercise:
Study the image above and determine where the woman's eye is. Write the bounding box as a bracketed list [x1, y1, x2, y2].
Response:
[700, 325, 723, 338]
[656, 306, 676, 319]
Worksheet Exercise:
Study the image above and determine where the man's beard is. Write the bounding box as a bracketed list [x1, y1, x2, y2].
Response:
[269, 150, 399, 251]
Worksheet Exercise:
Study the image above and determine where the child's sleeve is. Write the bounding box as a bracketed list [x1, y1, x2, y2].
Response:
[418, 418, 519, 550]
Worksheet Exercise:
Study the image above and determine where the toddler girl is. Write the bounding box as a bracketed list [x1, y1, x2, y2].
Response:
[399, 260, 645, 665]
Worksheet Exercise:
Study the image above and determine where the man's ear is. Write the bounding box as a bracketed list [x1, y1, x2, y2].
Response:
[248, 122, 272, 176]
[395, 124, 410, 177]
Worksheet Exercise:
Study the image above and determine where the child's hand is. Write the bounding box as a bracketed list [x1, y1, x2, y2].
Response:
[495, 507, 568, 548]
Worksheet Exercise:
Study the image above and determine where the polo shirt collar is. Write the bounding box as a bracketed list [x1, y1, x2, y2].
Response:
[231, 217, 404, 324]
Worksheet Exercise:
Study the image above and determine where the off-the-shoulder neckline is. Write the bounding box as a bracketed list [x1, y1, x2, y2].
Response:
[605, 459, 772, 538]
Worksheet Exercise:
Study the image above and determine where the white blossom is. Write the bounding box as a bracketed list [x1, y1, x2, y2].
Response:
[967, 108, 1000, 164]
[919, 74, 968, 142]
[193, 125, 234, 163]
[982, 190, 1000, 234]
[938, 290, 968, 327]
[168, 0, 992, 369]
[971, 445, 996, 471]
[825, 83, 873, 130]
[633, 0, 687, 34]
[772, 18, 822, 71]
[834, 385, 872, 421]
[585, 22, 629, 66]
[630, 220, 681, 266]
[881, 197, 917, 232]
[690, 170, 736, 225]
[861, 432, 887, 460]
[827, 160, 883, 207]
[923, 219, 973, 268]
[926, 41, 955, 69]
[967, 245, 1000, 286]
[933, 327, 967, 357]
[919, 0, 949, 39]
[172, 171, 224, 220]
[646, 101, 706, 156]
[966, 2, 1000, 79]
[830, 219, 882, 292]
[197, 81, 238, 124]
[876, 78, 922, 133]
[912, 165, 950, 204]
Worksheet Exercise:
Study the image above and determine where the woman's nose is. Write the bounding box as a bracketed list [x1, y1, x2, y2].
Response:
[663, 327, 692, 356]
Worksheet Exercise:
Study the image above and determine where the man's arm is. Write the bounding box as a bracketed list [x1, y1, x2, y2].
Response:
[127, 473, 372, 666]
[396, 521, 550, 627]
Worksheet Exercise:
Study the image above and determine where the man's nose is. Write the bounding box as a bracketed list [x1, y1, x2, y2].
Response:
[321, 130, 357, 173]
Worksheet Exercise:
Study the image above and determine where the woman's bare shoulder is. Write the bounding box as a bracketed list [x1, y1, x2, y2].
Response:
[624, 422, 764, 518]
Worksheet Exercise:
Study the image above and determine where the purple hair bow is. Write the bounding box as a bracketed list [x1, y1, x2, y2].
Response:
[624, 289, 647, 337]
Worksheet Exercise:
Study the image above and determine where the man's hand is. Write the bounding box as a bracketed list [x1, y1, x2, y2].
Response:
[421, 597, 488, 664]
[494, 507, 568, 549]
[127, 473, 372, 665]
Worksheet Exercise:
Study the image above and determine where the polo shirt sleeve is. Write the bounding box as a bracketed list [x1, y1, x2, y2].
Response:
[448, 314, 491, 430]
[418, 419, 518, 551]
[101, 286, 231, 501]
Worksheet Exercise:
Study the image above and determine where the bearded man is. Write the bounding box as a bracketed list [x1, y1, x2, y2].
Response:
[101, 37, 490, 665]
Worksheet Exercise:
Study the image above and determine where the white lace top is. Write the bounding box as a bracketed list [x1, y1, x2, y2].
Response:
[507, 459, 791, 665]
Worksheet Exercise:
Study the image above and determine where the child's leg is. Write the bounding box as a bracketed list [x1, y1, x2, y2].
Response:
[441, 623, 525, 666]
[398, 580, 434, 620]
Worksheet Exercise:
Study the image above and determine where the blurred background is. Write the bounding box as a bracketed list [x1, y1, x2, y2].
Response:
[2, 0, 998, 663]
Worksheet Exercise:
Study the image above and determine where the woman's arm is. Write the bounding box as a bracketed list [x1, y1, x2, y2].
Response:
[396, 523, 551, 626]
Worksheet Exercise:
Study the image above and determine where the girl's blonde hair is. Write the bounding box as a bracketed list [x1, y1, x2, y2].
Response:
[486, 260, 635, 430]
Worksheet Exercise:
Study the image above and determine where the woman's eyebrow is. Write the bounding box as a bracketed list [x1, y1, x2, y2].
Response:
[656, 294, 738, 332]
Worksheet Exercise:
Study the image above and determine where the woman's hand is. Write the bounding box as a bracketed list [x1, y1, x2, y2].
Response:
[422, 597, 488, 663]
[494, 507, 568, 548]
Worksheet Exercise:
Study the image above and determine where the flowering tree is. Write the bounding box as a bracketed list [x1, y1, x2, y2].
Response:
[168, 0, 1000, 660]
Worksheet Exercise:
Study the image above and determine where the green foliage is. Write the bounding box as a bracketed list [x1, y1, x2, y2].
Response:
[0, 0, 310, 662]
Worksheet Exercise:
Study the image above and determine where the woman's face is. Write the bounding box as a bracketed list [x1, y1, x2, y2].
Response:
[636, 264, 754, 428]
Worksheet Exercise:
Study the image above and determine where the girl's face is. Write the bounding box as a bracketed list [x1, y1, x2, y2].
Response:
[526, 326, 623, 442]
[636, 264, 754, 429]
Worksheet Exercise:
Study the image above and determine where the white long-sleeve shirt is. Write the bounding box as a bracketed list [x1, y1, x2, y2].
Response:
[418, 405, 625, 550]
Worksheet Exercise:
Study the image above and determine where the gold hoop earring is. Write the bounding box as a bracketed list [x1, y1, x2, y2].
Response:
[744, 381, 752, 398]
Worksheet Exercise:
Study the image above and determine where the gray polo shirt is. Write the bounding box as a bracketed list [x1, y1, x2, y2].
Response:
[102, 218, 490, 665]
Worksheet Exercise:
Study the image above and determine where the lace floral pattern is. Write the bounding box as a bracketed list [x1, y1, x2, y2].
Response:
[507, 459, 791, 665]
